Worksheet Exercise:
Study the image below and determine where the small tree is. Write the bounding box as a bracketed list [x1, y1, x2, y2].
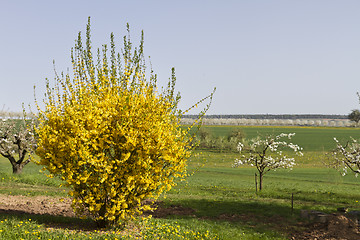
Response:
[227, 129, 246, 142]
[197, 127, 213, 149]
[348, 92, 360, 126]
[195, 128, 246, 152]
[0, 116, 36, 174]
[35, 18, 214, 227]
[348, 109, 360, 125]
[233, 133, 303, 191]
[330, 137, 360, 176]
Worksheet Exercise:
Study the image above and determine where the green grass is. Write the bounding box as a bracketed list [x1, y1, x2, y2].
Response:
[0, 214, 222, 239]
[1, 126, 360, 239]
[189, 125, 360, 151]
[0, 159, 66, 197]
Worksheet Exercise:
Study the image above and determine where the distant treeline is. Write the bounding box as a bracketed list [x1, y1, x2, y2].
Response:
[182, 114, 348, 120]
[0, 112, 349, 120]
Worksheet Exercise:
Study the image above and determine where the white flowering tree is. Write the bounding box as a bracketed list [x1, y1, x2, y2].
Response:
[331, 137, 360, 176]
[233, 133, 303, 191]
[0, 117, 37, 174]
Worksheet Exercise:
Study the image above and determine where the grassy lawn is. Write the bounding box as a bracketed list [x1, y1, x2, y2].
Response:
[0, 126, 359, 239]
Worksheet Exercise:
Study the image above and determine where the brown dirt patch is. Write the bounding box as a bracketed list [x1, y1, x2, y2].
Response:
[0, 194, 75, 217]
[290, 214, 360, 240]
[0, 194, 98, 231]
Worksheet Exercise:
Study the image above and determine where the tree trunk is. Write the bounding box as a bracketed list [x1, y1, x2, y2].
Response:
[259, 172, 263, 191]
[95, 202, 109, 228]
[6, 155, 30, 174]
[12, 164, 23, 174]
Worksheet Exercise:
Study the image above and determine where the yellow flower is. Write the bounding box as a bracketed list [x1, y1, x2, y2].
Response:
[35, 18, 210, 226]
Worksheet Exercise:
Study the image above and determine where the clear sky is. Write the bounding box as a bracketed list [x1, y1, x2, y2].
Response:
[1, 0, 360, 115]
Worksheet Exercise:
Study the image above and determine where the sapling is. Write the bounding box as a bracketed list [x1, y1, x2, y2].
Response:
[233, 133, 303, 191]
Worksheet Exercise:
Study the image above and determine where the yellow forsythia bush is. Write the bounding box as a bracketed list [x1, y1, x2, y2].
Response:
[35, 18, 214, 227]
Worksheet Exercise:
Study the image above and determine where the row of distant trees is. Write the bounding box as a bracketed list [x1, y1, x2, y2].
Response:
[181, 117, 353, 127]
[0, 111, 25, 119]
[183, 114, 348, 120]
[1, 113, 356, 127]
[181, 110, 360, 127]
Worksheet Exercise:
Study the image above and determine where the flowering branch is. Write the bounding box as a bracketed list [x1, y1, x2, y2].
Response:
[330, 137, 360, 177]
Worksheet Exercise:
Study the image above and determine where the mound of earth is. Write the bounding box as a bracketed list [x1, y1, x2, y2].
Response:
[291, 214, 360, 240]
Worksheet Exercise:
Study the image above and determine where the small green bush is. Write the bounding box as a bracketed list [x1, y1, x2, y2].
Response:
[195, 128, 245, 152]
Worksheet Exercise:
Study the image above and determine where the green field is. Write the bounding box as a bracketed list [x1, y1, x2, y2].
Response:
[0, 126, 359, 239]
[191, 125, 360, 151]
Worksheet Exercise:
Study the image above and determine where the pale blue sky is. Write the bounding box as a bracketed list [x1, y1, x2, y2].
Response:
[1, 0, 360, 115]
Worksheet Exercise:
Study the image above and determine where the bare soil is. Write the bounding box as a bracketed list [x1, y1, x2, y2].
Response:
[0, 194, 359, 239]
[289, 214, 360, 240]
[0, 194, 75, 217]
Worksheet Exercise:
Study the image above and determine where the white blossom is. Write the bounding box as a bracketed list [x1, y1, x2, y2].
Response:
[233, 133, 302, 190]
[237, 142, 244, 152]
[331, 137, 360, 177]
[0, 116, 37, 173]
